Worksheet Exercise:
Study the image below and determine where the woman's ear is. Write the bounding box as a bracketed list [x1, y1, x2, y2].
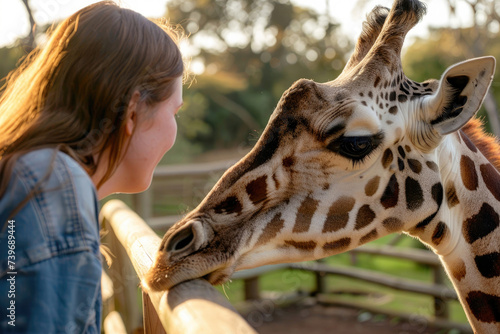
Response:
[125, 91, 141, 136]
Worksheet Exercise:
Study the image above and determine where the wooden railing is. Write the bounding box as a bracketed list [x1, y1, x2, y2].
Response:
[100, 199, 257, 334]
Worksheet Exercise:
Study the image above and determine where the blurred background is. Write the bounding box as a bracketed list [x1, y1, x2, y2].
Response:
[2, 1, 499, 333]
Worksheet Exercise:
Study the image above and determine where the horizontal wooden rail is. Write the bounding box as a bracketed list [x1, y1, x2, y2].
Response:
[351, 245, 441, 267]
[100, 199, 257, 334]
[289, 262, 458, 300]
[153, 159, 237, 177]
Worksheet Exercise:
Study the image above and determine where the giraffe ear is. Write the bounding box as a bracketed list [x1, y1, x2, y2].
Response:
[422, 56, 496, 135]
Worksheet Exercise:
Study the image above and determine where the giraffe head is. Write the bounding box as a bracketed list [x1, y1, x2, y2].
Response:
[145, 0, 496, 291]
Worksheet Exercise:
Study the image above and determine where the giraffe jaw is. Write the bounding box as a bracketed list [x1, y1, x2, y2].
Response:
[144, 218, 243, 291]
[144, 251, 238, 291]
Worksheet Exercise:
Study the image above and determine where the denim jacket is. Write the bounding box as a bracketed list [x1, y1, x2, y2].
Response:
[0, 149, 102, 333]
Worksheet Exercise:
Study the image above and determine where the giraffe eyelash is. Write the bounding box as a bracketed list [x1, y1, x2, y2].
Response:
[327, 131, 384, 166]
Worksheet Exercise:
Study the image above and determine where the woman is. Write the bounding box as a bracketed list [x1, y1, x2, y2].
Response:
[0, 1, 183, 332]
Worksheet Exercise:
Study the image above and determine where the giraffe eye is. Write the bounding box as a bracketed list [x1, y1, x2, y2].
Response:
[340, 137, 373, 159]
[327, 132, 384, 162]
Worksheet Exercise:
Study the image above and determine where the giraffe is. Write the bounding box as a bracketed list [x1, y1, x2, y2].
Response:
[145, 0, 500, 331]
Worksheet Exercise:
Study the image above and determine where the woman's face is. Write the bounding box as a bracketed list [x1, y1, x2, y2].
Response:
[95, 77, 183, 199]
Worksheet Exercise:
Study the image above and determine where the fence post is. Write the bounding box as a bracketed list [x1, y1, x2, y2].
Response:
[314, 258, 327, 295]
[142, 290, 166, 334]
[132, 189, 153, 221]
[102, 220, 142, 333]
[244, 277, 260, 300]
[432, 266, 449, 319]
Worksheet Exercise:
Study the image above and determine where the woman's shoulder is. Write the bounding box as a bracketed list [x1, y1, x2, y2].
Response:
[16, 148, 93, 189]
[2, 148, 99, 227]
[11, 148, 95, 195]
[0, 148, 101, 277]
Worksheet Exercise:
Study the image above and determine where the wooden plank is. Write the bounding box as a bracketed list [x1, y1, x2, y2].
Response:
[350, 245, 441, 266]
[102, 219, 142, 332]
[231, 264, 289, 280]
[142, 290, 166, 334]
[288, 262, 458, 300]
[100, 199, 257, 334]
[101, 270, 114, 305]
[103, 311, 127, 334]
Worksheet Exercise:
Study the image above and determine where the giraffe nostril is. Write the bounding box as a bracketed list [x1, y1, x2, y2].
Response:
[166, 224, 196, 252]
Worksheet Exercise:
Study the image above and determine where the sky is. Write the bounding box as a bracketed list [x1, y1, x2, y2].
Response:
[0, 0, 473, 48]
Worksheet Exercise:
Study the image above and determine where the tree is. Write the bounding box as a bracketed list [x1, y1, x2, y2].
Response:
[20, 0, 37, 52]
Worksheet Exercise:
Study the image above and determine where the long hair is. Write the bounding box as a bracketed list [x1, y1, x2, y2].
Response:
[0, 1, 184, 199]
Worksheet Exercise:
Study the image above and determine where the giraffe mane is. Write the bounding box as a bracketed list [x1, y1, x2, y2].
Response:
[461, 117, 500, 172]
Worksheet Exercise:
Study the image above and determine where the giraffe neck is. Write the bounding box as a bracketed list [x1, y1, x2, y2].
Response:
[424, 129, 500, 332]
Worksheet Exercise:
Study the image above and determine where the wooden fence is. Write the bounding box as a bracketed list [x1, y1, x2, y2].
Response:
[100, 160, 473, 333]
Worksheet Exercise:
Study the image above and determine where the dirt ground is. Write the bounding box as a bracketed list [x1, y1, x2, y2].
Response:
[249, 303, 448, 334]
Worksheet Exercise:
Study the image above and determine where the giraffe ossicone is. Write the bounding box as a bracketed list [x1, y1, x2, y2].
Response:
[146, 0, 499, 331]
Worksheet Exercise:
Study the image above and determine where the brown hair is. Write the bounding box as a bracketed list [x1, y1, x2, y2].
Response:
[0, 1, 184, 199]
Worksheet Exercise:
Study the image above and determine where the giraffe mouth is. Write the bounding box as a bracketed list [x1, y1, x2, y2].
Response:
[202, 267, 234, 286]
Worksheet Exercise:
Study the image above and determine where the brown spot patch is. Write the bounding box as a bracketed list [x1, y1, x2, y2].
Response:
[426, 161, 439, 172]
[381, 149, 393, 169]
[450, 259, 466, 281]
[407, 159, 422, 174]
[323, 237, 351, 252]
[283, 156, 295, 168]
[383, 217, 403, 233]
[322, 197, 356, 233]
[397, 158, 405, 171]
[246, 176, 268, 205]
[293, 195, 319, 233]
[397, 146, 406, 159]
[214, 196, 242, 215]
[360, 228, 378, 244]
[431, 222, 448, 246]
[405, 177, 424, 211]
[380, 174, 399, 209]
[445, 182, 460, 208]
[460, 155, 478, 191]
[389, 91, 396, 101]
[355, 205, 376, 230]
[462, 203, 500, 244]
[388, 106, 398, 115]
[365, 176, 380, 197]
[284, 240, 317, 251]
[474, 252, 500, 279]
[256, 212, 285, 246]
[466, 291, 500, 323]
[432, 182, 444, 206]
[374, 76, 381, 88]
[480, 164, 500, 201]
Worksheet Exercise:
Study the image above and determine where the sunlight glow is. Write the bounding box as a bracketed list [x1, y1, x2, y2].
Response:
[0, 0, 476, 50]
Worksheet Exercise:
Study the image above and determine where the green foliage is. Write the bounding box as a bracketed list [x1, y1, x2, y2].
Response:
[0, 45, 24, 83]
[403, 27, 500, 82]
